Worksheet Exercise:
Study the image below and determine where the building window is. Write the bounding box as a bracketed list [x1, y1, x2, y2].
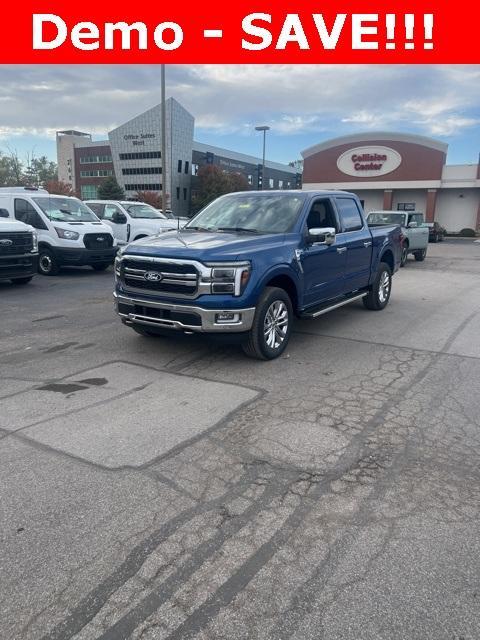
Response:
[122, 167, 162, 175]
[81, 185, 98, 199]
[183, 188, 188, 201]
[247, 174, 253, 186]
[176, 187, 180, 200]
[191, 163, 199, 176]
[178, 160, 182, 173]
[397, 203, 416, 211]
[124, 183, 162, 191]
[79, 155, 112, 164]
[80, 170, 113, 178]
[184, 161, 189, 175]
[119, 151, 161, 160]
[269, 178, 274, 189]
[278, 180, 283, 189]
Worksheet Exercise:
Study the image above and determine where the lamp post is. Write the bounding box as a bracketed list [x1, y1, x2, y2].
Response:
[255, 125, 270, 190]
[161, 64, 167, 213]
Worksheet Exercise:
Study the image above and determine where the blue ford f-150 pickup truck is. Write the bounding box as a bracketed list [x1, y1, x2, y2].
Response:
[114, 190, 402, 359]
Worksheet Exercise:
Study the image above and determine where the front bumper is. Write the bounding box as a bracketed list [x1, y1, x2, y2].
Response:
[0, 253, 38, 280]
[53, 246, 117, 266]
[114, 292, 255, 333]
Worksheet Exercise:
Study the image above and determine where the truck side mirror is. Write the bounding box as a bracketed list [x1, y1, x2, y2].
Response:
[308, 227, 336, 245]
[112, 212, 127, 224]
[408, 222, 417, 228]
[0, 208, 9, 218]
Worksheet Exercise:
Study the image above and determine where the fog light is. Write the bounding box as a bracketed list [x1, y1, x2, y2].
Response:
[215, 312, 240, 324]
[212, 282, 235, 294]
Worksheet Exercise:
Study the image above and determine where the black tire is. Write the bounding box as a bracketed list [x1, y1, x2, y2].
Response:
[400, 243, 408, 267]
[38, 248, 59, 276]
[11, 276, 33, 285]
[363, 262, 392, 311]
[242, 286, 293, 360]
[91, 263, 110, 271]
[414, 248, 427, 262]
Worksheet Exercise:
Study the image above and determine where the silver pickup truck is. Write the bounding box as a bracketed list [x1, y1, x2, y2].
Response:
[367, 211, 429, 266]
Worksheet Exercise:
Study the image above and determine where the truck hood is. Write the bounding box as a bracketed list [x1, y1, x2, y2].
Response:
[0, 220, 34, 233]
[122, 229, 287, 262]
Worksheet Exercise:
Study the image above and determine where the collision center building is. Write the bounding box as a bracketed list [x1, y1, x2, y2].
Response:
[301, 132, 480, 233]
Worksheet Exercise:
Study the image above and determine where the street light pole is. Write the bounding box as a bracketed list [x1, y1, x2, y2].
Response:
[255, 125, 270, 190]
[161, 64, 167, 213]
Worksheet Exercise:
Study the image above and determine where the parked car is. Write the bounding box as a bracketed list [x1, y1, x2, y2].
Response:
[114, 190, 402, 360]
[85, 200, 177, 245]
[156, 209, 189, 228]
[0, 188, 116, 275]
[367, 211, 429, 266]
[425, 221, 446, 243]
[0, 211, 38, 285]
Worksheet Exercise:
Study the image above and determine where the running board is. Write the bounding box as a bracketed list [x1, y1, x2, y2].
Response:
[301, 292, 367, 318]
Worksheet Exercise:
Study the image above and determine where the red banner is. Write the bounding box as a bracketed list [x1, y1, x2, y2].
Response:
[1, 0, 478, 63]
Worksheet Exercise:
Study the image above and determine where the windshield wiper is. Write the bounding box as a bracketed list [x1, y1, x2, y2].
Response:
[215, 227, 259, 234]
[184, 225, 213, 231]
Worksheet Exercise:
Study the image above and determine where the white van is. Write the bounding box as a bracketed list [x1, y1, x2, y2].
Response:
[85, 200, 177, 245]
[0, 188, 116, 275]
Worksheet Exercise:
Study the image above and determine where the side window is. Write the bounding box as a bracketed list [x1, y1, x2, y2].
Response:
[87, 203, 104, 218]
[103, 204, 121, 220]
[408, 213, 424, 226]
[306, 199, 339, 232]
[336, 198, 364, 232]
[14, 199, 46, 229]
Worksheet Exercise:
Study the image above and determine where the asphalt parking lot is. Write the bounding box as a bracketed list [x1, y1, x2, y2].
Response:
[1, 239, 480, 640]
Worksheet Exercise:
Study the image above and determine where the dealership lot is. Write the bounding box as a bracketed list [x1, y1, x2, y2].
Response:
[1, 239, 480, 640]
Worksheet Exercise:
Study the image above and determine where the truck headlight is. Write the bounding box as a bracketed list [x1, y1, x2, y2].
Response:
[31, 231, 38, 253]
[55, 227, 79, 241]
[206, 262, 251, 296]
[114, 257, 122, 277]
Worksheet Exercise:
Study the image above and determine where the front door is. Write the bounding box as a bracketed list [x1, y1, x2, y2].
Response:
[407, 213, 428, 249]
[300, 198, 346, 307]
[103, 204, 129, 244]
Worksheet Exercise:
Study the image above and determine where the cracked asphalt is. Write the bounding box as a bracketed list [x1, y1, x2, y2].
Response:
[1, 239, 480, 640]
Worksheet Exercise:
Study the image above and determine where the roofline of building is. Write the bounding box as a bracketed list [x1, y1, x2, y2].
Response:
[193, 141, 298, 174]
[301, 132, 449, 158]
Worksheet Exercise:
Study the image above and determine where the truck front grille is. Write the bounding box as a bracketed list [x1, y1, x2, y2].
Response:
[121, 258, 198, 296]
[0, 232, 33, 255]
[83, 233, 113, 250]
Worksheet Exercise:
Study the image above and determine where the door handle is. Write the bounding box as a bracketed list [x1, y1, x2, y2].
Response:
[363, 241, 372, 248]
[337, 247, 347, 254]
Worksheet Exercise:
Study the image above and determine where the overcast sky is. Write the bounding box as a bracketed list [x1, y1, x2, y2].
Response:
[0, 64, 479, 165]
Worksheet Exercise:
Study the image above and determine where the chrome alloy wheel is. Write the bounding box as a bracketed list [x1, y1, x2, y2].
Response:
[264, 300, 289, 350]
[378, 270, 391, 304]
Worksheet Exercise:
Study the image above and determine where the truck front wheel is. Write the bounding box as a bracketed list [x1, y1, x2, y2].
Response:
[242, 286, 293, 360]
[363, 262, 392, 311]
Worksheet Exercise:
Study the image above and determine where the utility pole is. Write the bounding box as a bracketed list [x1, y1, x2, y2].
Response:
[161, 64, 167, 213]
[255, 125, 270, 190]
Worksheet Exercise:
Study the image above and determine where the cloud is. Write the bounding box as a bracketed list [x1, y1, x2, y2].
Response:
[0, 64, 478, 150]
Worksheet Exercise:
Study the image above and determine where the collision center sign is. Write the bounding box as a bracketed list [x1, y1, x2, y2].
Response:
[337, 146, 402, 177]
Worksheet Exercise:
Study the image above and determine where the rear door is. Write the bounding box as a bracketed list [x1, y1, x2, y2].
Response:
[335, 197, 372, 293]
[300, 197, 346, 307]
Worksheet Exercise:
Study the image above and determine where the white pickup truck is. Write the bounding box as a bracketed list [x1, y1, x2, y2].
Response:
[0, 214, 38, 285]
[85, 200, 177, 246]
[367, 211, 429, 266]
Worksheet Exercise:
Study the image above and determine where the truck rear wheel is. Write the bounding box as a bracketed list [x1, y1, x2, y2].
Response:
[242, 286, 293, 360]
[400, 243, 408, 267]
[363, 262, 392, 311]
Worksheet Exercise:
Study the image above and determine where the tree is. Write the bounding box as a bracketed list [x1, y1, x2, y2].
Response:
[0, 152, 22, 187]
[192, 165, 249, 212]
[44, 179, 77, 197]
[135, 191, 170, 210]
[97, 177, 125, 200]
[28, 156, 58, 186]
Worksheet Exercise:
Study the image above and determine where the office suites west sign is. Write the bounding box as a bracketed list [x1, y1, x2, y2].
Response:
[0, 0, 478, 63]
[337, 146, 402, 177]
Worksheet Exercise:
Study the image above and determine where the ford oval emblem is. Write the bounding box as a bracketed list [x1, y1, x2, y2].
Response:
[0, 239, 13, 246]
[144, 271, 162, 282]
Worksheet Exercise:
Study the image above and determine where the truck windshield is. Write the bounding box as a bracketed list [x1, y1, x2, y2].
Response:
[186, 193, 305, 234]
[368, 212, 406, 226]
[125, 204, 165, 219]
[33, 197, 99, 222]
